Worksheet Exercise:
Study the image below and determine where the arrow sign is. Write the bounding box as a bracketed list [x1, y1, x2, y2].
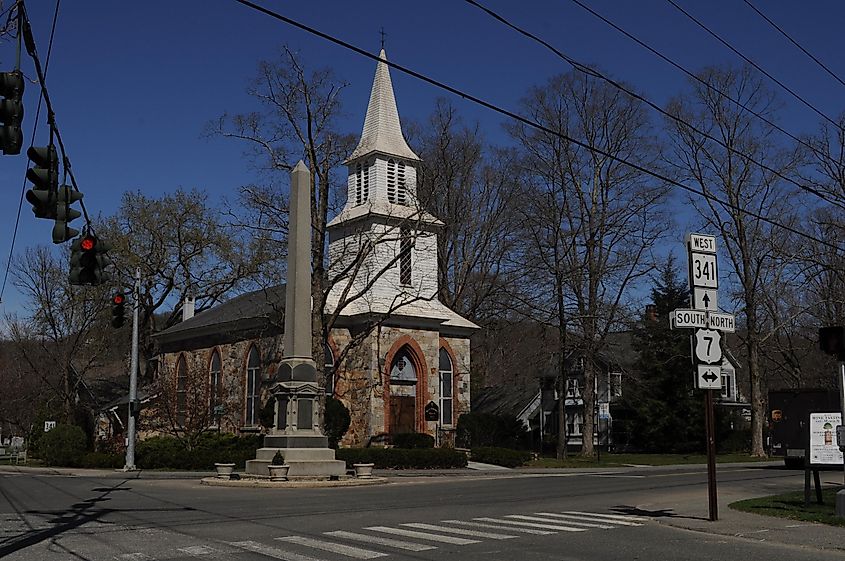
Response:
[696, 365, 722, 390]
[694, 329, 722, 364]
[693, 287, 719, 311]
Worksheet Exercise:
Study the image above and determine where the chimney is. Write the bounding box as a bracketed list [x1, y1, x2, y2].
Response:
[182, 296, 195, 321]
[645, 304, 657, 322]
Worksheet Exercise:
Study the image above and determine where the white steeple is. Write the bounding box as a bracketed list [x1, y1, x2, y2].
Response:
[346, 49, 419, 163]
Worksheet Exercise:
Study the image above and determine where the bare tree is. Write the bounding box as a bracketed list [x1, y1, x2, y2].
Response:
[415, 99, 521, 323]
[666, 65, 803, 457]
[4, 246, 111, 421]
[509, 71, 668, 457]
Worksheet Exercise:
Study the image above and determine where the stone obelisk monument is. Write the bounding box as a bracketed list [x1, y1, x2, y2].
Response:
[246, 161, 345, 479]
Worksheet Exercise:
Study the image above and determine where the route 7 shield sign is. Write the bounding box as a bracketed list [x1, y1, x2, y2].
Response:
[694, 329, 722, 364]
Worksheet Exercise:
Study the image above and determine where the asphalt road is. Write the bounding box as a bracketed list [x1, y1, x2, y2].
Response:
[2, 463, 844, 561]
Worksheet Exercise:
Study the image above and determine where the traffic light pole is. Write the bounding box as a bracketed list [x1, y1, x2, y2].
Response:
[123, 268, 141, 471]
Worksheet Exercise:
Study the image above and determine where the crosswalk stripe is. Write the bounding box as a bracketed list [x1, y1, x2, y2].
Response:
[228, 540, 326, 561]
[114, 554, 152, 561]
[276, 536, 386, 559]
[364, 526, 480, 545]
[444, 519, 555, 535]
[324, 530, 436, 552]
[177, 545, 232, 559]
[513, 514, 614, 529]
[401, 522, 518, 540]
[563, 511, 648, 524]
[473, 517, 587, 532]
[537, 512, 642, 527]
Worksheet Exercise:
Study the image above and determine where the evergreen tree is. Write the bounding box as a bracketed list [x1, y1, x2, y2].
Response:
[613, 256, 705, 452]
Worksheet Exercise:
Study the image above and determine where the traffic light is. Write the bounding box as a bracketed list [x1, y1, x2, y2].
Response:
[69, 235, 96, 285]
[25, 144, 58, 219]
[68, 234, 111, 286]
[111, 292, 126, 328]
[0, 71, 24, 155]
[820, 326, 845, 361]
[52, 185, 83, 244]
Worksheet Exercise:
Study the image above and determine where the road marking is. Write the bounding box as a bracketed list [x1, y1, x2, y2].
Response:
[276, 536, 386, 559]
[228, 540, 326, 561]
[177, 545, 234, 559]
[114, 554, 152, 561]
[473, 517, 587, 532]
[522, 514, 615, 529]
[401, 522, 517, 540]
[591, 474, 646, 478]
[444, 519, 555, 535]
[364, 526, 479, 545]
[324, 530, 436, 552]
[562, 511, 648, 524]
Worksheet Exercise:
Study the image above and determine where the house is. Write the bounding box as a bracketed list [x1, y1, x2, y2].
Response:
[152, 49, 478, 447]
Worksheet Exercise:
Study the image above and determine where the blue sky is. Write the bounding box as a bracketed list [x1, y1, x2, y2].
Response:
[0, 0, 843, 311]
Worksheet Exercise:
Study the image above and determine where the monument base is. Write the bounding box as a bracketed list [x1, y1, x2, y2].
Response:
[245, 438, 346, 478]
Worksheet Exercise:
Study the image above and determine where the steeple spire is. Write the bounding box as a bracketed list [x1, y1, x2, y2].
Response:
[347, 49, 419, 162]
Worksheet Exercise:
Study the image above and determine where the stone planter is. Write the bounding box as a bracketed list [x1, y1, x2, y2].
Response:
[353, 463, 374, 479]
[268, 464, 290, 482]
[214, 462, 236, 480]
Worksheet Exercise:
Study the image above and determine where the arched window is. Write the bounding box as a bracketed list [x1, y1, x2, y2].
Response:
[439, 348, 453, 426]
[397, 161, 407, 205]
[245, 347, 261, 426]
[324, 342, 335, 396]
[390, 348, 417, 384]
[355, 162, 363, 205]
[387, 159, 397, 203]
[209, 350, 222, 418]
[175, 355, 187, 425]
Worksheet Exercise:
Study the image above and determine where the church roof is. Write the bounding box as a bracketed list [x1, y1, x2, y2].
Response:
[346, 49, 419, 163]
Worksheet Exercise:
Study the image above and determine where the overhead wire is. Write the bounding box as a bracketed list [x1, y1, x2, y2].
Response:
[230, 0, 842, 253]
[742, 0, 845, 90]
[665, 0, 843, 132]
[462, 0, 845, 212]
[0, 0, 60, 303]
[567, 0, 841, 170]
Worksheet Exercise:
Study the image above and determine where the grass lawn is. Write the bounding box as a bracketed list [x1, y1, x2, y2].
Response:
[527, 453, 774, 468]
[730, 487, 845, 527]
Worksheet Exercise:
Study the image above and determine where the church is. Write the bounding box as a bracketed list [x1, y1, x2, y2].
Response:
[154, 50, 478, 447]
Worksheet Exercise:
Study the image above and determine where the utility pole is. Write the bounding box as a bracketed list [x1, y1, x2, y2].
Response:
[123, 267, 141, 471]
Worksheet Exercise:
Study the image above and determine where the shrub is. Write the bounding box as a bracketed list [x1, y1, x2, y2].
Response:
[456, 413, 530, 449]
[271, 450, 286, 465]
[470, 446, 531, 468]
[324, 397, 351, 449]
[392, 432, 434, 449]
[79, 452, 124, 469]
[136, 433, 262, 470]
[38, 424, 87, 467]
[336, 447, 467, 469]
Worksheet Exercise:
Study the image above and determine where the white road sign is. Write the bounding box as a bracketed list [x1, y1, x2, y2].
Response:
[692, 287, 718, 311]
[671, 309, 707, 329]
[708, 312, 736, 333]
[690, 253, 718, 289]
[687, 233, 717, 254]
[694, 329, 722, 364]
[696, 364, 722, 390]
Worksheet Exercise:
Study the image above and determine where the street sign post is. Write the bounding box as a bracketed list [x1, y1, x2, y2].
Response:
[670, 233, 733, 522]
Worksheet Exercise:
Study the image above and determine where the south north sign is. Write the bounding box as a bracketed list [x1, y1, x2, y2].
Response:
[670, 309, 735, 332]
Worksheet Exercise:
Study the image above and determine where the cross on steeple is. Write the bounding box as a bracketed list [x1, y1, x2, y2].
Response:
[380, 27, 386, 50]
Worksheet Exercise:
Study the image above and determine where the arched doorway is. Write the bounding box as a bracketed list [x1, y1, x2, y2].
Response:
[388, 347, 418, 434]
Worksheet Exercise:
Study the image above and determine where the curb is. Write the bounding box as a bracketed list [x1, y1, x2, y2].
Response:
[200, 476, 388, 488]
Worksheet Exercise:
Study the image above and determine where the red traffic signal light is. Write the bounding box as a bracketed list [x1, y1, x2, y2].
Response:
[112, 294, 125, 306]
[80, 235, 95, 251]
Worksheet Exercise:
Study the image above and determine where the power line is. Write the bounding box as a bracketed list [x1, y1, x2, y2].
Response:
[742, 0, 845, 90]
[666, 0, 843, 132]
[230, 0, 841, 253]
[567, 0, 840, 170]
[0, 0, 61, 303]
[462, 0, 845, 212]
